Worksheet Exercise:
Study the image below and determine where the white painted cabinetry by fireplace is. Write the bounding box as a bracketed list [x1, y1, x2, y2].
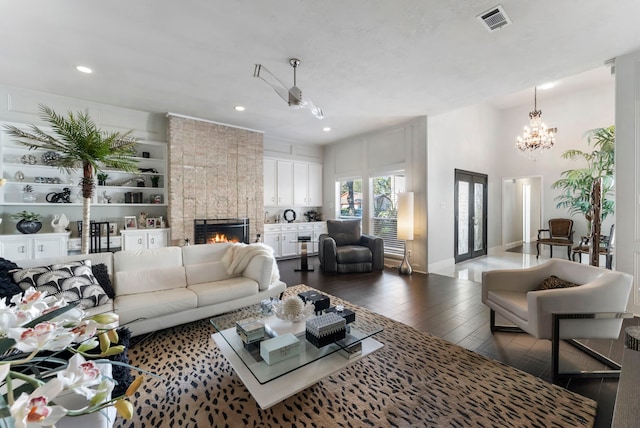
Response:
[263, 158, 293, 207]
[0, 232, 70, 262]
[120, 228, 169, 251]
[263, 222, 326, 259]
[264, 158, 322, 208]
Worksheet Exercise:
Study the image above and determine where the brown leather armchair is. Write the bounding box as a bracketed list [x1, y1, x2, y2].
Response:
[536, 218, 574, 259]
[318, 219, 384, 273]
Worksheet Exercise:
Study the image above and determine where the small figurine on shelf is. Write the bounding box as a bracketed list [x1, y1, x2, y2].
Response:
[51, 213, 70, 233]
[102, 191, 112, 204]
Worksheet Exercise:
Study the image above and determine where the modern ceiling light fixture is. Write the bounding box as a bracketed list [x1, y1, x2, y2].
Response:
[234, 106, 245, 111]
[515, 86, 556, 159]
[253, 58, 324, 120]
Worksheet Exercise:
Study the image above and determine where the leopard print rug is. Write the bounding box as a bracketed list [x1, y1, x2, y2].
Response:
[115, 285, 597, 428]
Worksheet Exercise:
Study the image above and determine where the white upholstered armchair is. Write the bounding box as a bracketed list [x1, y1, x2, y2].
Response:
[482, 259, 633, 380]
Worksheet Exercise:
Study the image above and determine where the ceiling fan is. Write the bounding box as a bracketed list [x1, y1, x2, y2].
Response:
[253, 58, 324, 120]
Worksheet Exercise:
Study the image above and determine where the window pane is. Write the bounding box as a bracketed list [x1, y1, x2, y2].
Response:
[337, 178, 362, 219]
[370, 174, 405, 255]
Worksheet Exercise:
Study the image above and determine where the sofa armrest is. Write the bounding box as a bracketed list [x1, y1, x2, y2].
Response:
[361, 234, 384, 270]
[243, 254, 276, 291]
[319, 234, 337, 273]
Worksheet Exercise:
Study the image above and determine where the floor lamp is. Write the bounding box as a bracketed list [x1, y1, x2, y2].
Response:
[397, 192, 414, 275]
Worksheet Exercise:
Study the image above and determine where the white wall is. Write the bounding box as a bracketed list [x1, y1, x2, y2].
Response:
[427, 103, 501, 271]
[323, 117, 428, 272]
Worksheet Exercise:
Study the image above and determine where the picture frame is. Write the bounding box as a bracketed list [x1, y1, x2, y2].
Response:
[147, 218, 158, 229]
[108, 222, 118, 235]
[124, 216, 137, 230]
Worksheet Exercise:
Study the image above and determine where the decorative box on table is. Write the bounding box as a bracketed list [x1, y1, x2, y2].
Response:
[236, 318, 265, 344]
[325, 306, 356, 324]
[260, 333, 301, 365]
[298, 290, 330, 313]
[305, 312, 346, 348]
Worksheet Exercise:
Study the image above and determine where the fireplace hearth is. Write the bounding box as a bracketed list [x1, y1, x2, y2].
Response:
[194, 219, 250, 244]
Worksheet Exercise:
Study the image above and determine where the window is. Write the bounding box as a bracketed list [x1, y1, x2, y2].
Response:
[336, 178, 363, 219]
[370, 173, 406, 255]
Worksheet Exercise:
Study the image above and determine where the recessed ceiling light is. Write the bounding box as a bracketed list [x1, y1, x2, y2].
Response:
[323, 127, 331, 132]
[234, 106, 245, 111]
[538, 82, 556, 90]
[76, 65, 93, 74]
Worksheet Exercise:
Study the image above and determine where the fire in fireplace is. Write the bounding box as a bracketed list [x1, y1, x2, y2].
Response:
[194, 219, 249, 244]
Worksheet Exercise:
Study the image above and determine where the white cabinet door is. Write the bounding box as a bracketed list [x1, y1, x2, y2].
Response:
[264, 232, 281, 258]
[122, 231, 146, 251]
[293, 163, 309, 206]
[147, 230, 168, 249]
[264, 158, 277, 206]
[33, 236, 67, 259]
[276, 161, 293, 206]
[0, 237, 32, 262]
[281, 228, 298, 257]
[308, 163, 323, 207]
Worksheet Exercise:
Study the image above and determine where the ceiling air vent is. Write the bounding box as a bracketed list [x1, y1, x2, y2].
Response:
[477, 5, 511, 32]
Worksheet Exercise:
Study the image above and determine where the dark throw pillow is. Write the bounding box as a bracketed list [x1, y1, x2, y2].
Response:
[92, 263, 115, 299]
[537, 275, 580, 291]
[0, 257, 23, 304]
[11, 260, 108, 309]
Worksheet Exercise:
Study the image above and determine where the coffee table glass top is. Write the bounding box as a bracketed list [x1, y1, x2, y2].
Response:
[210, 312, 382, 385]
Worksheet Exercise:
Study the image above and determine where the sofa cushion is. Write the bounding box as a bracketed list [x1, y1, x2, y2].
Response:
[327, 220, 361, 246]
[336, 246, 372, 264]
[114, 266, 187, 296]
[115, 288, 198, 325]
[182, 243, 231, 265]
[536, 275, 580, 291]
[187, 277, 258, 307]
[185, 261, 236, 285]
[11, 260, 108, 309]
[488, 290, 529, 321]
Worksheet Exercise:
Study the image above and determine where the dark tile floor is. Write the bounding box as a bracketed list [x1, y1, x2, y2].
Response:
[278, 256, 636, 428]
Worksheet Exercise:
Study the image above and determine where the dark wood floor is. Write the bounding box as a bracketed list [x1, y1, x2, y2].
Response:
[278, 256, 637, 428]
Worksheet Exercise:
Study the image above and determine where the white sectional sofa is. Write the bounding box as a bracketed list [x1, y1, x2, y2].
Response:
[18, 242, 286, 336]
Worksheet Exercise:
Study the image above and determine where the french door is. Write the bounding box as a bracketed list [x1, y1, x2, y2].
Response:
[454, 170, 488, 263]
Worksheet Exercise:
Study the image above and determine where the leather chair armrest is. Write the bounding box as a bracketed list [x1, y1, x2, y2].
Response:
[319, 234, 338, 272]
[361, 234, 384, 270]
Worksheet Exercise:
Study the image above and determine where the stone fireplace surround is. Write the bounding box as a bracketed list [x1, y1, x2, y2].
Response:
[166, 114, 264, 246]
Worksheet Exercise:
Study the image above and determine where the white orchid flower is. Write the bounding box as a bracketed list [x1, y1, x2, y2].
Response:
[10, 378, 67, 428]
[68, 319, 98, 343]
[6, 322, 74, 353]
[56, 354, 102, 398]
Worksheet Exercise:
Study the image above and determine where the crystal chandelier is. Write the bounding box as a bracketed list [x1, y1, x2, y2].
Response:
[515, 87, 556, 159]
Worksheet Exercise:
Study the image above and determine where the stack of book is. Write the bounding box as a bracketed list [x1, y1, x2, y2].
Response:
[305, 312, 346, 348]
[235, 318, 265, 345]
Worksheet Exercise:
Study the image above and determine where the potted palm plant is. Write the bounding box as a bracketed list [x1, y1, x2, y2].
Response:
[4, 105, 139, 254]
[552, 126, 615, 265]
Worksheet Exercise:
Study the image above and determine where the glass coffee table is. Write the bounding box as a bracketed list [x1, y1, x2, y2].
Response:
[211, 311, 383, 409]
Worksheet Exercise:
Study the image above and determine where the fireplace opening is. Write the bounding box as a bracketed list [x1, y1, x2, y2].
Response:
[194, 219, 249, 244]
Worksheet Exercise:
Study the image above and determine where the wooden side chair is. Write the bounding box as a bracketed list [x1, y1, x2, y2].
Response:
[572, 224, 615, 269]
[536, 218, 574, 259]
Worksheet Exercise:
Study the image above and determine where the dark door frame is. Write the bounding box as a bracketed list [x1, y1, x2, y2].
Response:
[454, 169, 488, 263]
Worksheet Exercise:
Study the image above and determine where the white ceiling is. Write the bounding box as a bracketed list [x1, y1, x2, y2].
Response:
[1, 1, 638, 144]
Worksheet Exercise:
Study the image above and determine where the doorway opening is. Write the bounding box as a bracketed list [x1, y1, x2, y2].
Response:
[501, 176, 543, 252]
[454, 169, 488, 263]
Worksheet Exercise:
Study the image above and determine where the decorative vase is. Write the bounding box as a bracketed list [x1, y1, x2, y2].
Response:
[16, 219, 42, 234]
[23, 193, 36, 203]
